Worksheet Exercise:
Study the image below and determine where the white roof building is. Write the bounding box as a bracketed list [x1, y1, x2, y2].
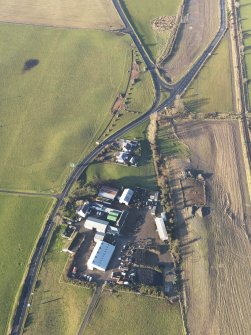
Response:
[87, 241, 115, 271]
[94, 232, 106, 243]
[117, 152, 129, 164]
[119, 188, 134, 206]
[84, 217, 108, 234]
[155, 217, 168, 241]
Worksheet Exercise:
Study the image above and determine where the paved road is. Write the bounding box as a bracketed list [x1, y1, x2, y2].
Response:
[10, 0, 227, 334]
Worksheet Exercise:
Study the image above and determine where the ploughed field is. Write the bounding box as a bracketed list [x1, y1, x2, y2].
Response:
[0, 0, 123, 29]
[162, 0, 220, 82]
[169, 120, 251, 335]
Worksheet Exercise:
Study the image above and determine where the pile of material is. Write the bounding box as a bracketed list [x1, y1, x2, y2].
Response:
[152, 16, 176, 32]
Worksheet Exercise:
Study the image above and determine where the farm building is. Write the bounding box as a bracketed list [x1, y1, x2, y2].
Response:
[155, 217, 168, 241]
[62, 233, 85, 255]
[119, 188, 134, 206]
[87, 241, 115, 271]
[94, 231, 106, 243]
[98, 186, 119, 201]
[77, 202, 91, 218]
[84, 217, 109, 234]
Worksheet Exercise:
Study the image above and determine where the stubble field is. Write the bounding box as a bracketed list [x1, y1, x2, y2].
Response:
[0, 0, 123, 29]
[162, 0, 220, 82]
[170, 120, 251, 335]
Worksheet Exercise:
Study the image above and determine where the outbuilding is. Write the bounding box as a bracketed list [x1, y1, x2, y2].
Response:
[98, 186, 119, 201]
[84, 217, 109, 234]
[119, 188, 134, 206]
[87, 241, 115, 271]
[155, 217, 168, 241]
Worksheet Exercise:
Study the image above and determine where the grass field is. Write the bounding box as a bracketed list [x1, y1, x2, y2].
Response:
[184, 37, 233, 115]
[86, 291, 184, 335]
[121, 0, 181, 61]
[0, 23, 148, 192]
[85, 122, 157, 190]
[0, 195, 54, 335]
[0, 0, 123, 29]
[240, 0, 251, 107]
[24, 226, 92, 335]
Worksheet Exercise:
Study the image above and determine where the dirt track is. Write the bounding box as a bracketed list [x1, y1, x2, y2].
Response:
[162, 0, 220, 82]
[169, 120, 251, 335]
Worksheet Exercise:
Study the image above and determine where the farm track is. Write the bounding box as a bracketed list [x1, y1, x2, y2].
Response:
[11, 0, 230, 334]
[0, 189, 59, 198]
[170, 120, 251, 335]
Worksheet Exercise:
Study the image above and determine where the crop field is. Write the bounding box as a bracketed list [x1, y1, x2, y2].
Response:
[86, 291, 184, 335]
[85, 122, 157, 190]
[240, 0, 251, 106]
[162, 0, 220, 82]
[169, 120, 251, 335]
[121, 0, 181, 61]
[0, 195, 54, 335]
[0, 23, 144, 192]
[0, 0, 123, 30]
[184, 37, 233, 115]
[24, 226, 92, 335]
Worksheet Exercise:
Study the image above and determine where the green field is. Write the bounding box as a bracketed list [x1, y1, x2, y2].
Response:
[86, 291, 184, 335]
[25, 226, 92, 335]
[0, 23, 155, 193]
[121, 0, 181, 61]
[0, 195, 54, 335]
[85, 122, 157, 190]
[240, 0, 251, 107]
[184, 37, 233, 115]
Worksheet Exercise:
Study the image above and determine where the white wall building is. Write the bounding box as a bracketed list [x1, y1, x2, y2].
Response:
[84, 217, 108, 234]
[87, 241, 115, 271]
[155, 217, 168, 241]
[119, 188, 134, 206]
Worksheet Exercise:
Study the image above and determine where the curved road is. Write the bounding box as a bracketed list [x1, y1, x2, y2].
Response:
[11, 0, 227, 334]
